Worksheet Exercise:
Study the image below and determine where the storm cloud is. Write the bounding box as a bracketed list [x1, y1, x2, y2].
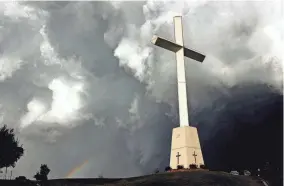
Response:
[0, 1, 282, 179]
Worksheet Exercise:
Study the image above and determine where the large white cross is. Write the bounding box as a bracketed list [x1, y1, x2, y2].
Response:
[151, 16, 206, 127]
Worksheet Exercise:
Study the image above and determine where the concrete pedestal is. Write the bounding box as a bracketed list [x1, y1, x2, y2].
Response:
[170, 126, 204, 169]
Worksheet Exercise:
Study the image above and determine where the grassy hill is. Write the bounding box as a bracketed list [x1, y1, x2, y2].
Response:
[0, 171, 267, 186]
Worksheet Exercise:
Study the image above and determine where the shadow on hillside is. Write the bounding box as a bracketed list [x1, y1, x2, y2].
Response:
[0, 171, 269, 186]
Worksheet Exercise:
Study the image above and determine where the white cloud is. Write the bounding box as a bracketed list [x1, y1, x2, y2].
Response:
[20, 77, 86, 129]
[0, 56, 23, 81]
[114, 38, 152, 81]
[39, 25, 62, 67]
[20, 99, 47, 128]
[1, 1, 47, 21]
[1, 2, 37, 20]
[41, 77, 85, 125]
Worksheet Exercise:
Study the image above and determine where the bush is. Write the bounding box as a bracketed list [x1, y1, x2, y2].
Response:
[15, 176, 36, 186]
[177, 165, 184, 169]
[15, 176, 27, 181]
[165, 166, 172, 172]
[189, 164, 197, 169]
[200, 164, 207, 169]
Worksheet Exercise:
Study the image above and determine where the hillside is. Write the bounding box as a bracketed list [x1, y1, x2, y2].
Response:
[1, 171, 267, 186]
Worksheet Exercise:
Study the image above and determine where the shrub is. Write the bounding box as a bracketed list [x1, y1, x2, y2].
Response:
[177, 165, 184, 169]
[15, 176, 36, 186]
[15, 176, 27, 181]
[165, 166, 172, 172]
[189, 164, 197, 169]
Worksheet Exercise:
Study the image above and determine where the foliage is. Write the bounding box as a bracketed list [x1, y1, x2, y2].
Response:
[200, 164, 207, 169]
[164, 166, 172, 172]
[34, 164, 50, 181]
[0, 125, 24, 169]
[177, 165, 184, 169]
[15, 176, 27, 181]
[15, 176, 37, 186]
[189, 164, 197, 169]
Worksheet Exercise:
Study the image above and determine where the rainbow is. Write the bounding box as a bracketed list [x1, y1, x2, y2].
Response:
[66, 159, 89, 178]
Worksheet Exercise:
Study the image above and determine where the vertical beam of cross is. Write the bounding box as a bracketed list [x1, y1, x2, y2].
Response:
[174, 16, 189, 126]
[176, 152, 181, 165]
[151, 16, 206, 127]
[192, 151, 197, 164]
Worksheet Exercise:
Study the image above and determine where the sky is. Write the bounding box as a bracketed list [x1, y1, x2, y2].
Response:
[0, 0, 283, 179]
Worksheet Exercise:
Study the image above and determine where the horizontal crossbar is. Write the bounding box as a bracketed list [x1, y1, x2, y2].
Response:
[151, 35, 206, 62]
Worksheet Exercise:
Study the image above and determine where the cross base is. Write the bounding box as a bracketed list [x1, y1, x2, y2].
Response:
[170, 126, 204, 169]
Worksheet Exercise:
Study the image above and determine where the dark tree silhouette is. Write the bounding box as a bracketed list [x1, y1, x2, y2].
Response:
[34, 164, 50, 181]
[0, 125, 24, 178]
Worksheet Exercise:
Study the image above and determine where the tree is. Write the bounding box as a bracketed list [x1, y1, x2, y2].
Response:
[34, 164, 50, 181]
[0, 125, 24, 178]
